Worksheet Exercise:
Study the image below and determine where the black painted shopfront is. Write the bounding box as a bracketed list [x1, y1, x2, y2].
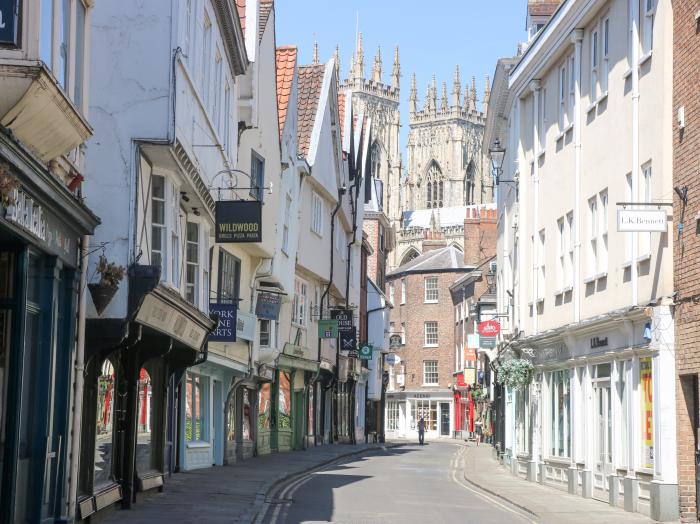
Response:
[0, 132, 100, 523]
[78, 266, 215, 520]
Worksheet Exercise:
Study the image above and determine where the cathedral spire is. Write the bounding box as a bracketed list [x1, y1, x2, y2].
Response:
[334, 45, 340, 82]
[452, 65, 461, 108]
[356, 32, 365, 80]
[372, 46, 382, 83]
[440, 81, 448, 112]
[349, 53, 356, 83]
[469, 76, 477, 112]
[431, 74, 437, 114]
[425, 81, 432, 113]
[409, 72, 417, 114]
[312, 41, 319, 65]
[391, 46, 400, 90]
[483, 74, 491, 115]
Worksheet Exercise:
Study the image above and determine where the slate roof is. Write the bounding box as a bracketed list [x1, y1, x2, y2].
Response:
[258, 1, 273, 41]
[276, 46, 296, 139]
[387, 246, 473, 278]
[296, 64, 326, 158]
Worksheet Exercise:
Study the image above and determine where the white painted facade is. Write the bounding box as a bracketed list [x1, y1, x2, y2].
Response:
[492, 0, 676, 520]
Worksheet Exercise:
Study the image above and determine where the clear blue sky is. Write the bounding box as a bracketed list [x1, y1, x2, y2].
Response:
[275, 0, 526, 149]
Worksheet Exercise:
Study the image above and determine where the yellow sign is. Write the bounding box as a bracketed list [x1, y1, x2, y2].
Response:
[640, 357, 653, 469]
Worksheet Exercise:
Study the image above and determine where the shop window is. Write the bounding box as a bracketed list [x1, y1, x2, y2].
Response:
[617, 360, 630, 468]
[411, 400, 438, 431]
[278, 372, 291, 430]
[94, 359, 116, 489]
[136, 368, 155, 472]
[387, 401, 400, 431]
[549, 370, 571, 458]
[242, 389, 253, 441]
[639, 357, 654, 470]
[258, 383, 271, 430]
[226, 393, 235, 445]
[516, 388, 530, 455]
[185, 372, 207, 442]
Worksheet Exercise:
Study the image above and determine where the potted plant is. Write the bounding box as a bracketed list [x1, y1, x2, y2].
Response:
[496, 358, 534, 390]
[88, 255, 126, 315]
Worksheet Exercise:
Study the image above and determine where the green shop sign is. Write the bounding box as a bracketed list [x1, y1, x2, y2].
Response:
[358, 344, 373, 360]
[318, 319, 338, 339]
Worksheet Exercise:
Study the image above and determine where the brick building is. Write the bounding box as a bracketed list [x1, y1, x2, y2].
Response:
[673, 2, 700, 521]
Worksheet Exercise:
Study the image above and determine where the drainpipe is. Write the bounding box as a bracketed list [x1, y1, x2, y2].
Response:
[530, 80, 541, 335]
[630, 0, 640, 307]
[572, 30, 584, 323]
[67, 235, 90, 520]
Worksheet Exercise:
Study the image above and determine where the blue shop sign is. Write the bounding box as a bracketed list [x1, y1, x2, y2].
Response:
[209, 303, 237, 342]
[0, 0, 19, 47]
[255, 292, 281, 320]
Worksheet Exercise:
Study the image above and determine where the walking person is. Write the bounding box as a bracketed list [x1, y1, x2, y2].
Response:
[418, 416, 425, 445]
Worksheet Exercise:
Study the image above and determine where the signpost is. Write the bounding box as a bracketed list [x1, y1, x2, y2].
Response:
[358, 344, 373, 360]
[617, 209, 668, 233]
[215, 201, 262, 242]
[208, 303, 237, 342]
[318, 319, 339, 339]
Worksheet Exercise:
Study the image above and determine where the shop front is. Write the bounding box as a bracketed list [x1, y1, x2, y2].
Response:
[507, 306, 677, 522]
[78, 266, 215, 519]
[0, 141, 99, 523]
[384, 390, 453, 440]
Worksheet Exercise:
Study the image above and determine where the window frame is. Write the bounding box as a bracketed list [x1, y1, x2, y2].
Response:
[250, 151, 265, 202]
[424, 276, 438, 303]
[292, 277, 308, 328]
[423, 360, 439, 386]
[217, 250, 241, 305]
[424, 321, 438, 347]
[311, 192, 324, 236]
[185, 221, 201, 307]
[590, 28, 599, 100]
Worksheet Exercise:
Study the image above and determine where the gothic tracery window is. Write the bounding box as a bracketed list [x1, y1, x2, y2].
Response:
[425, 162, 443, 209]
[465, 161, 475, 205]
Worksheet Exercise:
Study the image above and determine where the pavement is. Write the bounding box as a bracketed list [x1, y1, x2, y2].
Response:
[461, 442, 660, 523]
[101, 442, 401, 523]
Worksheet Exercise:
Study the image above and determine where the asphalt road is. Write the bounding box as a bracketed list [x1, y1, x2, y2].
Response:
[262, 442, 535, 524]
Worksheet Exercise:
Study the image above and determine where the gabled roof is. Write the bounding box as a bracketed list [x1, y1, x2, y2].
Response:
[258, 0, 273, 42]
[387, 246, 473, 279]
[276, 46, 297, 139]
[296, 64, 326, 157]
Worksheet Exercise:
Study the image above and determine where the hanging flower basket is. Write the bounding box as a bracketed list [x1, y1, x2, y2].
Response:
[88, 255, 125, 316]
[496, 358, 534, 390]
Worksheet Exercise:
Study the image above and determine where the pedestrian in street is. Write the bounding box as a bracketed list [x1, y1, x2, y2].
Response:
[418, 416, 425, 445]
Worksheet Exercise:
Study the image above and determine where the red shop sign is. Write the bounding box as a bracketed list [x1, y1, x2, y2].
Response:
[477, 320, 501, 337]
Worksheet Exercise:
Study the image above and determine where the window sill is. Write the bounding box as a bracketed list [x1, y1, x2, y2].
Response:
[291, 323, 307, 330]
[583, 275, 596, 285]
[638, 51, 653, 67]
[585, 92, 608, 116]
[422, 383, 439, 387]
[623, 68, 633, 80]
[423, 344, 439, 349]
[545, 456, 573, 466]
[637, 253, 652, 263]
[424, 300, 438, 304]
[537, 149, 546, 160]
[311, 228, 323, 238]
[556, 123, 574, 142]
[186, 441, 211, 449]
[536, 297, 544, 304]
[553, 285, 573, 297]
[621, 260, 632, 270]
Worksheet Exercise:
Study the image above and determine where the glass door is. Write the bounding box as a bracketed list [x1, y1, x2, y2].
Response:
[593, 364, 612, 502]
[440, 403, 450, 436]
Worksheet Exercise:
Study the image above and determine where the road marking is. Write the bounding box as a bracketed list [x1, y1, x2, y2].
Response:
[450, 446, 539, 524]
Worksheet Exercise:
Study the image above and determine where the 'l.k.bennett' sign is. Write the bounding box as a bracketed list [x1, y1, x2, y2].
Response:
[215, 201, 262, 243]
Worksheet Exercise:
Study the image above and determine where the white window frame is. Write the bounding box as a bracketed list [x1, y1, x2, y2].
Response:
[558, 65, 567, 130]
[401, 278, 406, 305]
[400, 322, 406, 345]
[599, 190, 609, 274]
[642, 0, 655, 56]
[202, 12, 212, 106]
[601, 17, 610, 95]
[259, 318, 275, 347]
[213, 49, 223, 131]
[590, 28, 599, 101]
[424, 276, 438, 303]
[588, 196, 598, 279]
[538, 88, 547, 152]
[311, 192, 324, 236]
[566, 212, 574, 288]
[548, 369, 571, 458]
[185, 221, 201, 307]
[567, 55, 575, 124]
[389, 282, 395, 304]
[424, 321, 438, 347]
[423, 360, 439, 386]
[150, 172, 166, 274]
[292, 278, 308, 328]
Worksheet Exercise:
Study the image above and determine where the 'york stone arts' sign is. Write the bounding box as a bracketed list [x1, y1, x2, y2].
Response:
[215, 201, 262, 243]
[208, 303, 237, 342]
[0, 0, 19, 47]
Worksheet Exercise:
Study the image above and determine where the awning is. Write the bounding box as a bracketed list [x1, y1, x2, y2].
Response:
[277, 354, 320, 372]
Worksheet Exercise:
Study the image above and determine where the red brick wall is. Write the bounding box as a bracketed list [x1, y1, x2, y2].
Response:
[673, 2, 700, 520]
[364, 217, 388, 292]
[464, 207, 497, 267]
[389, 270, 467, 389]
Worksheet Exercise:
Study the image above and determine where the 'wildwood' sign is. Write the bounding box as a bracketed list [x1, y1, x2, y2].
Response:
[215, 201, 262, 243]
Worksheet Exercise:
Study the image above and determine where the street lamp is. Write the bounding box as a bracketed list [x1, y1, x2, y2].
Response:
[488, 138, 514, 185]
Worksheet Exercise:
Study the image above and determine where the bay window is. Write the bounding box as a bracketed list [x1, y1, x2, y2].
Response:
[151, 174, 166, 270]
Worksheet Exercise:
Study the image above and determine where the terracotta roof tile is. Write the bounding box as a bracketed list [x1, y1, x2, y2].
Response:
[275, 46, 297, 139]
[296, 63, 326, 158]
[337, 91, 346, 143]
[258, 1, 273, 42]
[235, 0, 246, 33]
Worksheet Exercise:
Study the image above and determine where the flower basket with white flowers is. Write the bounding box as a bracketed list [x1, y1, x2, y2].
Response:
[496, 358, 534, 390]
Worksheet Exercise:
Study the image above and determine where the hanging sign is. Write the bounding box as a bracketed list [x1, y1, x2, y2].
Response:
[331, 309, 354, 334]
[467, 334, 480, 349]
[0, 0, 19, 47]
[208, 303, 237, 342]
[256, 292, 281, 320]
[480, 337, 497, 349]
[386, 353, 400, 366]
[215, 201, 262, 243]
[358, 344, 373, 360]
[339, 327, 357, 353]
[236, 310, 256, 342]
[478, 320, 501, 337]
[617, 209, 667, 233]
[318, 319, 338, 339]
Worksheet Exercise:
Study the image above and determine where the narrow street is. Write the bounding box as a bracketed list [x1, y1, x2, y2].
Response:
[261, 443, 532, 524]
